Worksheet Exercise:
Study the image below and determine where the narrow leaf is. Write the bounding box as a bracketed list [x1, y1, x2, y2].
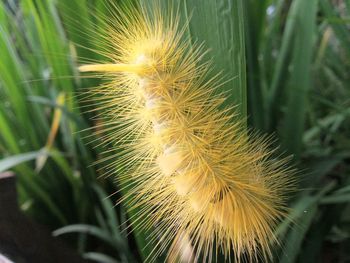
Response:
[0, 150, 48, 173]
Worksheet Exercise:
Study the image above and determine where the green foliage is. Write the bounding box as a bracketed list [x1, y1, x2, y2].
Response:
[245, 0, 350, 262]
[0, 0, 349, 262]
[0, 0, 138, 261]
[176, 0, 247, 118]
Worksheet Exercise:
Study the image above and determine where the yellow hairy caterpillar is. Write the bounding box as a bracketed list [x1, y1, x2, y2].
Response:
[79, 2, 294, 262]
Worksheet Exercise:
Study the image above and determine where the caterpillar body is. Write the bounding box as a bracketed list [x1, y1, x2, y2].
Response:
[80, 2, 294, 262]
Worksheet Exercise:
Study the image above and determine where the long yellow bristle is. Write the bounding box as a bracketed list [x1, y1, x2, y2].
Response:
[78, 63, 151, 74]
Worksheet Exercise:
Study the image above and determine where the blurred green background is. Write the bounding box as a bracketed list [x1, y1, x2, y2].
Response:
[0, 0, 349, 262]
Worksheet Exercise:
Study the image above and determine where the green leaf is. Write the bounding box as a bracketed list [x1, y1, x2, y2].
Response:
[334, 184, 350, 194]
[0, 150, 48, 173]
[279, 204, 318, 263]
[265, 0, 301, 131]
[321, 193, 350, 204]
[53, 224, 118, 247]
[275, 195, 318, 238]
[280, 0, 319, 159]
[243, 0, 272, 129]
[278, 181, 336, 262]
[92, 185, 123, 243]
[182, 0, 247, 119]
[83, 252, 120, 263]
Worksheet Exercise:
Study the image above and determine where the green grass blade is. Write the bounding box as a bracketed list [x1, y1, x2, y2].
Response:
[265, 0, 300, 131]
[83, 252, 120, 263]
[278, 181, 336, 262]
[280, 0, 319, 159]
[0, 150, 48, 173]
[92, 185, 122, 242]
[334, 185, 350, 194]
[321, 193, 350, 204]
[53, 224, 118, 247]
[181, 0, 247, 119]
[279, 204, 318, 263]
[243, 0, 271, 129]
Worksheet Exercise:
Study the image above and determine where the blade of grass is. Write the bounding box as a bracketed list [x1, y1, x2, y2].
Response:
[0, 150, 48, 173]
[321, 193, 350, 204]
[83, 252, 120, 263]
[280, 0, 318, 159]
[278, 181, 336, 262]
[92, 185, 122, 242]
[279, 203, 318, 263]
[184, 0, 247, 119]
[53, 224, 119, 247]
[36, 93, 65, 172]
[265, 0, 300, 131]
[243, 0, 272, 129]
